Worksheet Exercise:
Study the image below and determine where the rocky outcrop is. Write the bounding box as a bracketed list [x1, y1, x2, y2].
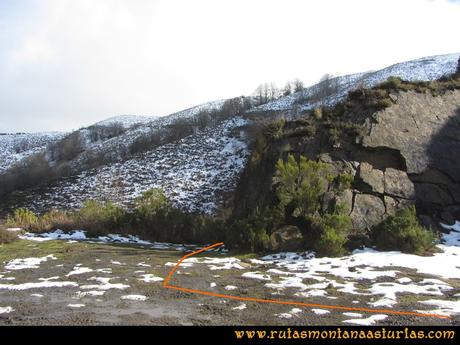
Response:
[384, 168, 415, 200]
[361, 89, 460, 215]
[362, 90, 460, 175]
[357, 162, 384, 194]
[233, 84, 460, 234]
[350, 194, 386, 231]
[270, 225, 304, 251]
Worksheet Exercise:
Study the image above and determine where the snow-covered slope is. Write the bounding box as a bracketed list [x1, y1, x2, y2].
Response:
[93, 101, 225, 129]
[93, 115, 154, 128]
[0, 132, 66, 173]
[2, 53, 458, 216]
[165, 100, 225, 122]
[251, 53, 459, 113]
[12, 117, 249, 214]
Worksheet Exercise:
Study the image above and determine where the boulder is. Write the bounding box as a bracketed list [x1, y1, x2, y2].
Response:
[270, 225, 304, 252]
[357, 162, 384, 194]
[321, 189, 353, 215]
[384, 168, 415, 199]
[350, 194, 386, 231]
[383, 195, 397, 215]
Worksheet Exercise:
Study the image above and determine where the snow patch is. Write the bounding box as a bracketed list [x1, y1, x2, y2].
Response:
[5, 255, 57, 270]
[121, 295, 147, 301]
[343, 314, 388, 325]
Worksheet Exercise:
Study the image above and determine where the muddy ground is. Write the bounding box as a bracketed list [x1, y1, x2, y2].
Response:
[0, 239, 459, 326]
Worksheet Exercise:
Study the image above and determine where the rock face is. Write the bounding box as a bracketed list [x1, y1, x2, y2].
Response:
[362, 89, 460, 215]
[357, 162, 384, 194]
[362, 91, 460, 174]
[270, 225, 304, 251]
[233, 87, 460, 233]
[384, 168, 415, 199]
[350, 194, 386, 231]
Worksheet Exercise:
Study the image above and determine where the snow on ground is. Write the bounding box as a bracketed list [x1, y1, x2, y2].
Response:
[94, 115, 154, 128]
[312, 309, 330, 315]
[80, 277, 129, 291]
[20, 230, 194, 251]
[343, 312, 363, 318]
[239, 222, 460, 316]
[276, 313, 293, 319]
[184, 257, 245, 270]
[0, 275, 15, 281]
[66, 267, 94, 277]
[138, 274, 163, 283]
[5, 255, 57, 270]
[75, 290, 105, 298]
[67, 304, 85, 308]
[0, 281, 78, 291]
[242, 272, 272, 281]
[121, 294, 147, 301]
[0, 132, 66, 173]
[0, 306, 14, 314]
[418, 300, 460, 316]
[259, 223, 460, 281]
[232, 303, 247, 311]
[137, 262, 151, 267]
[290, 308, 302, 314]
[343, 314, 388, 325]
[14, 117, 249, 215]
[250, 53, 459, 114]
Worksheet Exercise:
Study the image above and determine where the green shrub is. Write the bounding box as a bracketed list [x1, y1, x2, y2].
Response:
[380, 76, 402, 90]
[328, 128, 340, 146]
[36, 209, 75, 232]
[5, 208, 38, 230]
[73, 200, 127, 235]
[264, 119, 285, 140]
[309, 206, 352, 257]
[134, 188, 170, 220]
[225, 207, 281, 252]
[371, 206, 435, 254]
[226, 219, 270, 252]
[273, 154, 332, 218]
[334, 173, 354, 191]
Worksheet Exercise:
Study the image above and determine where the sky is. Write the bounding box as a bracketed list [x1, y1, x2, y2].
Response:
[0, 0, 459, 133]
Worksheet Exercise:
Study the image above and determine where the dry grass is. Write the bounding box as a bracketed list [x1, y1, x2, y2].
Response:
[0, 227, 18, 245]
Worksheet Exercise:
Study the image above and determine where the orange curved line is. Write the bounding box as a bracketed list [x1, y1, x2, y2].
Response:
[163, 242, 450, 320]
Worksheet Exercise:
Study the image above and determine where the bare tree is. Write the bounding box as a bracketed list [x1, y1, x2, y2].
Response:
[310, 73, 340, 105]
[282, 81, 292, 96]
[293, 79, 304, 93]
[254, 83, 280, 105]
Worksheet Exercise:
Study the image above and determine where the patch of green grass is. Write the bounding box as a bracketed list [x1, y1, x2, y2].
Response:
[234, 252, 258, 260]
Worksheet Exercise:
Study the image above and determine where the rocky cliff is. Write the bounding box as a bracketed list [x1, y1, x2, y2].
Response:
[234, 82, 460, 235]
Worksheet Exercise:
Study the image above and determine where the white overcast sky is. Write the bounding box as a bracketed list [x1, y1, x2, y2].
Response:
[0, 0, 459, 132]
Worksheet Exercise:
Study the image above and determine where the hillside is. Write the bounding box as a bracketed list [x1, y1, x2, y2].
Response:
[1, 53, 460, 326]
[1, 53, 458, 217]
[251, 53, 458, 114]
[0, 132, 66, 173]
